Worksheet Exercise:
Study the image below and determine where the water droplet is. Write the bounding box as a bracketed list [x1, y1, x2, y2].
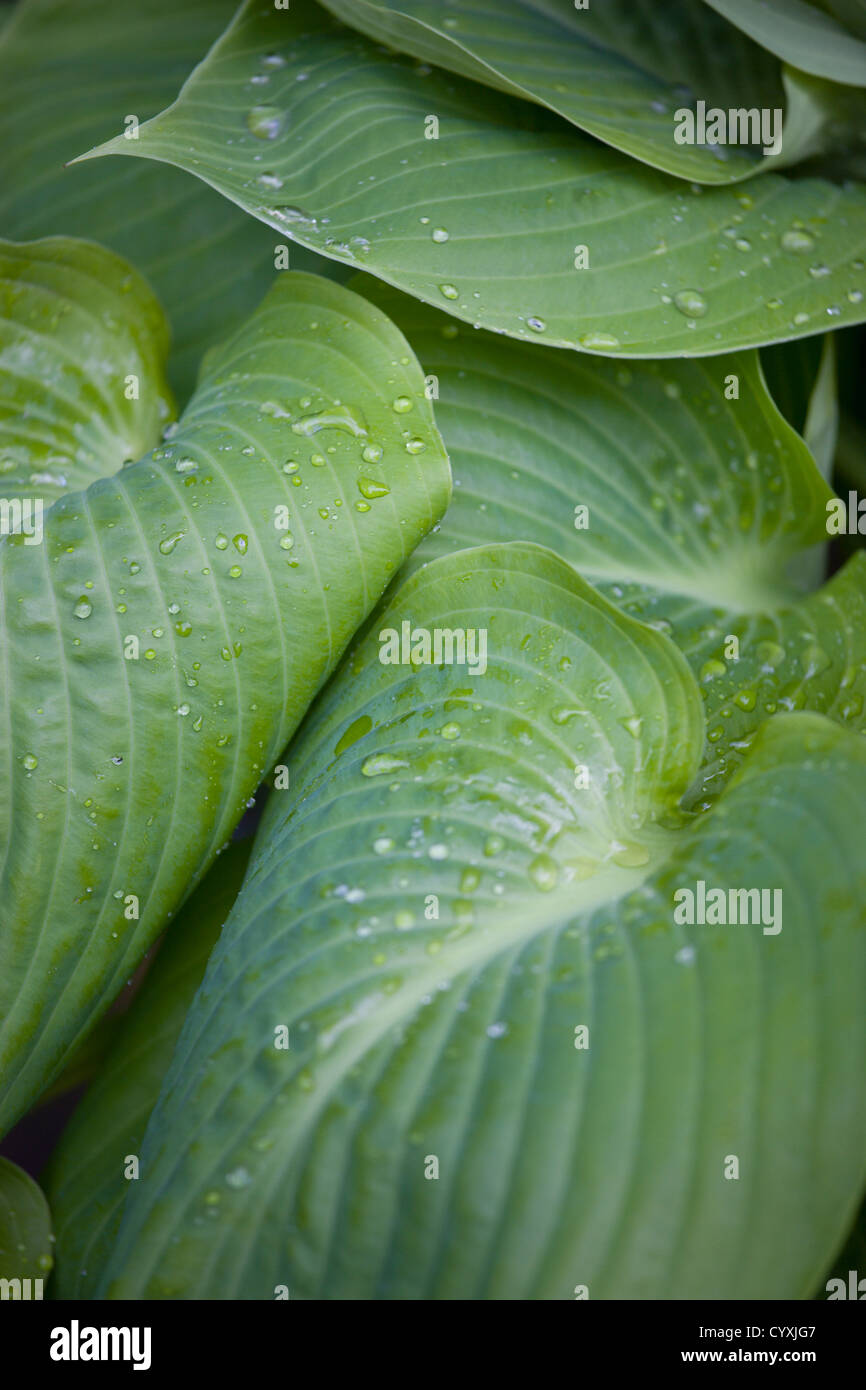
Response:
[432, 227, 449, 243]
[439, 283, 459, 300]
[405, 438, 426, 455]
[233, 534, 248, 555]
[357, 476, 390, 499]
[439, 722, 460, 740]
[781, 229, 814, 253]
[486, 1021, 508, 1039]
[257, 171, 284, 190]
[361, 753, 408, 777]
[527, 317, 546, 332]
[228, 565, 242, 579]
[22, 753, 38, 771]
[579, 331, 620, 349]
[279, 534, 294, 550]
[373, 836, 394, 855]
[215, 533, 229, 550]
[362, 443, 383, 463]
[159, 530, 185, 555]
[484, 835, 504, 857]
[700, 658, 727, 682]
[673, 289, 708, 318]
[392, 396, 413, 413]
[225, 1165, 252, 1189]
[292, 406, 366, 438]
[174, 456, 197, 474]
[73, 597, 92, 619]
[246, 105, 284, 140]
[809, 264, 831, 279]
[620, 715, 642, 738]
[528, 853, 558, 892]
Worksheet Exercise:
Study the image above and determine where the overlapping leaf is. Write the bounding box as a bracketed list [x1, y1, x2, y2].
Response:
[0, 0, 338, 401]
[702, 0, 866, 85]
[77, 0, 866, 358]
[319, 0, 791, 182]
[93, 546, 866, 1299]
[45, 841, 251, 1299]
[0, 1156, 53, 1288]
[350, 278, 866, 802]
[0, 237, 174, 508]
[0, 265, 450, 1137]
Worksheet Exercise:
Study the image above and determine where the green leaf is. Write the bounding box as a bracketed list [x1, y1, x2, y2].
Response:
[347, 276, 866, 803]
[702, 0, 866, 85]
[44, 840, 251, 1299]
[0, 237, 174, 508]
[816, 0, 866, 38]
[94, 545, 866, 1299]
[761, 335, 828, 444]
[319, 0, 789, 183]
[0, 1156, 53, 1290]
[0, 0, 339, 402]
[0, 268, 451, 1137]
[75, 0, 866, 358]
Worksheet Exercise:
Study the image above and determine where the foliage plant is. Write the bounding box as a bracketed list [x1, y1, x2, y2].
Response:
[1, 0, 866, 1301]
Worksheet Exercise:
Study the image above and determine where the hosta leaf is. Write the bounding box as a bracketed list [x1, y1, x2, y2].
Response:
[95, 546, 866, 1299]
[0, 269, 450, 1137]
[76, 0, 866, 358]
[702, 0, 866, 85]
[319, 0, 789, 183]
[352, 278, 866, 800]
[0, 1156, 53, 1290]
[45, 840, 251, 1299]
[0, 237, 174, 508]
[0, 0, 337, 402]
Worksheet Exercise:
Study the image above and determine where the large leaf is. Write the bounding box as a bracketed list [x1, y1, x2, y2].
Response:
[45, 841, 251, 1299]
[0, 1156, 53, 1291]
[319, 0, 790, 183]
[0, 237, 174, 508]
[0, 0, 338, 402]
[76, 0, 866, 358]
[0, 267, 451, 1137]
[94, 545, 866, 1299]
[702, 0, 866, 85]
[351, 278, 866, 803]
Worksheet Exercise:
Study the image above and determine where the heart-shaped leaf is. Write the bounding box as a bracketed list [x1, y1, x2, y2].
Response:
[0, 1156, 53, 1291]
[44, 841, 251, 1299]
[75, 0, 866, 358]
[0, 266, 450, 1136]
[319, 0, 792, 183]
[350, 277, 866, 805]
[0, 0, 341, 401]
[702, 0, 866, 85]
[0, 237, 174, 508]
[93, 545, 866, 1299]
